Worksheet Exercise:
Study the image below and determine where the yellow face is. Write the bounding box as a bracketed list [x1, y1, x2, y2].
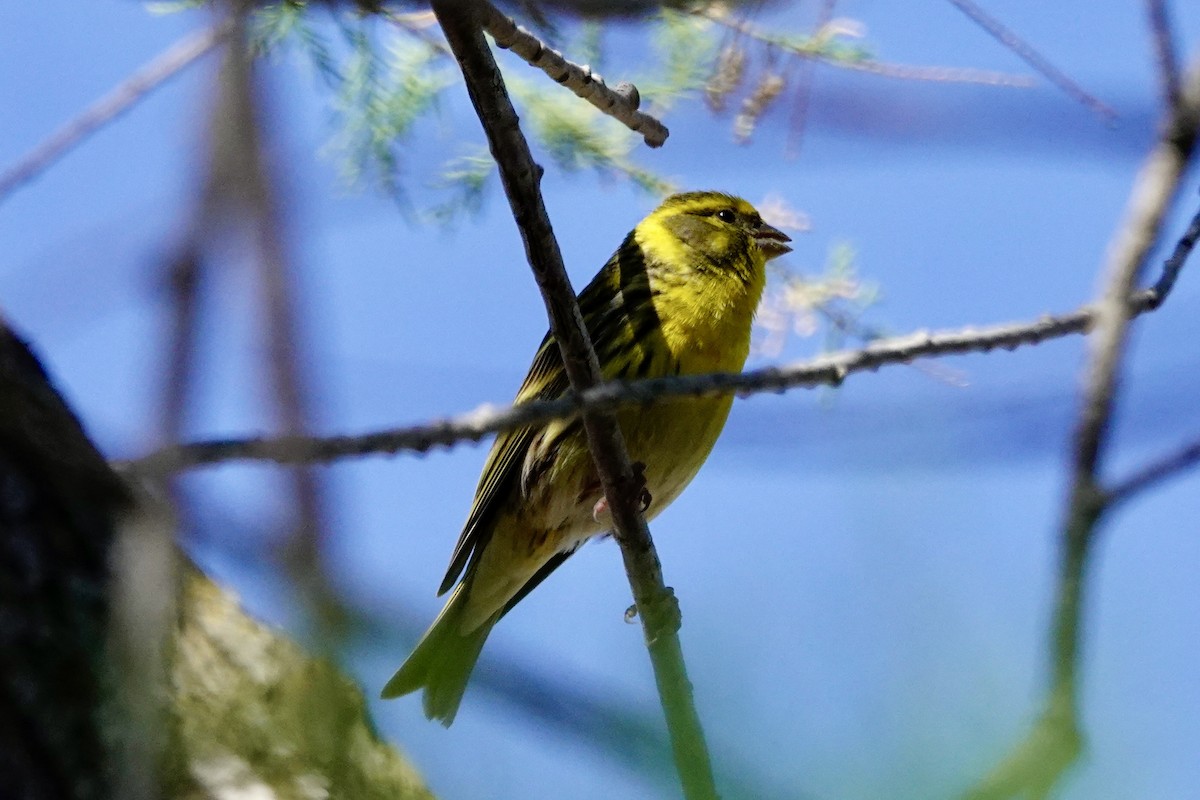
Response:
[653, 192, 792, 266]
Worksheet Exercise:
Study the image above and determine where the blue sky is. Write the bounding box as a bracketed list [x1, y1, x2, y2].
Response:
[3, 2, 1200, 798]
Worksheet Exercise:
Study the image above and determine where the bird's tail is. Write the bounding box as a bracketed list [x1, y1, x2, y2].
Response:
[381, 585, 496, 726]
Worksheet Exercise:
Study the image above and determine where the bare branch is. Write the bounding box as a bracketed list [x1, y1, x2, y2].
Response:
[1146, 0, 1182, 107]
[0, 22, 230, 204]
[1146, 180, 1200, 305]
[963, 59, 1200, 800]
[430, 2, 713, 796]
[219, 20, 347, 641]
[703, 9, 1035, 88]
[835, 59, 1034, 87]
[1071, 62, 1199, 496]
[783, 0, 838, 156]
[1107, 435, 1200, 507]
[479, 1, 669, 147]
[944, 0, 1116, 119]
[124, 283, 1182, 476]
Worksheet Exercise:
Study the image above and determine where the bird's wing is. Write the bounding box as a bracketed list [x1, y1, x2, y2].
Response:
[436, 244, 638, 596]
[438, 331, 568, 595]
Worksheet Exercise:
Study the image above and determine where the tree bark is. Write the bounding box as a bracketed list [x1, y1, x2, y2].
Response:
[0, 316, 433, 800]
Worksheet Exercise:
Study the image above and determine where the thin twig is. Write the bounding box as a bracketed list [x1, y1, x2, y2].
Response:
[430, 2, 714, 797]
[836, 60, 1034, 87]
[963, 60, 1200, 800]
[1147, 189, 1200, 308]
[784, 0, 838, 156]
[124, 281, 1184, 477]
[703, 9, 1035, 88]
[1107, 435, 1200, 507]
[1070, 63, 1199, 507]
[204, 16, 348, 643]
[944, 0, 1117, 120]
[228, 25, 345, 642]
[0, 22, 230, 204]
[1146, 0, 1181, 107]
[386, 10, 453, 55]
[162, 242, 203, 446]
[478, 0, 669, 147]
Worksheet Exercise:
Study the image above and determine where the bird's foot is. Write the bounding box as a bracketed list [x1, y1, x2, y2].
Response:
[591, 462, 652, 523]
[592, 495, 610, 524]
[630, 461, 652, 512]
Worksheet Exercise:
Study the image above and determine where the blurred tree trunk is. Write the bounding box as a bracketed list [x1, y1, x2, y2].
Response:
[0, 317, 434, 800]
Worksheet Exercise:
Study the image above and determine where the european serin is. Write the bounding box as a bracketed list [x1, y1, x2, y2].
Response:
[382, 191, 791, 724]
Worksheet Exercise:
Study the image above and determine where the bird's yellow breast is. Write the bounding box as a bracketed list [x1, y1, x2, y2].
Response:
[634, 223, 766, 374]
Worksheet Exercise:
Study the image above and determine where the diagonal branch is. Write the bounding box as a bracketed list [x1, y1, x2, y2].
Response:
[703, 9, 1035, 88]
[480, 1, 669, 147]
[216, 18, 346, 643]
[0, 22, 230, 204]
[1146, 0, 1182, 107]
[1106, 434, 1200, 507]
[429, 2, 714, 797]
[963, 59, 1200, 800]
[944, 0, 1116, 119]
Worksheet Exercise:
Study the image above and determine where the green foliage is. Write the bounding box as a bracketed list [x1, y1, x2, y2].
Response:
[508, 75, 676, 196]
[180, 3, 892, 220]
[769, 23, 876, 65]
[326, 31, 456, 198]
[235, 3, 690, 216]
[423, 149, 495, 225]
[252, 1, 340, 87]
[637, 11, 718, 108]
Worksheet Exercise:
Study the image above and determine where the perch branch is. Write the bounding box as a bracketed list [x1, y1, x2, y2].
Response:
[430, 2, 714, 797]
[125, 278, 1188, 476]
[0, 22, 230, 204]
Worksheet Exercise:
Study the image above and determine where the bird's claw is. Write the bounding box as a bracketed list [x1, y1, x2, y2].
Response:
[630, 461, 652, 512]
[591, 463, 652, 522]
[592, 495, 610, 524]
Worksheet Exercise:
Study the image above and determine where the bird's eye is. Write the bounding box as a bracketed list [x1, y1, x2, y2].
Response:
[716, 209, 736, 223]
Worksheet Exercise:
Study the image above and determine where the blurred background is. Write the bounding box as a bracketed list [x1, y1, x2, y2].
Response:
[2, 1, 1199, 797]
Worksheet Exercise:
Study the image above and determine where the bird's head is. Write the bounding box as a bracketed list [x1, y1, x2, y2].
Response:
[638, 191, 793, 271]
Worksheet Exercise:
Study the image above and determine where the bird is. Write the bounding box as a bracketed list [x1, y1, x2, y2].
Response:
[381, 191, 791, 724]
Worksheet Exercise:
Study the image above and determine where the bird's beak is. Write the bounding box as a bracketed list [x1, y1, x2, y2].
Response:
[754, 221, 792, 260]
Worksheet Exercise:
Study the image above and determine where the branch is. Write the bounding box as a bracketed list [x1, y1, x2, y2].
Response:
[1146, 178, 1200, 307]
[479, 1, 669, 147]
[702, 9, 1035, 88]
[1106, 434, 1200, 507]
[0, 22, 229, 204]
[1070, 61, 1199, 506]
[125, 282, 1182, 476]
[963, 58, 1200, 800]
[429, 2, 714, 798]
[1146, 0, 1181, 107]
[944, 0, 1116, 120]
[216, 19, 346, 641]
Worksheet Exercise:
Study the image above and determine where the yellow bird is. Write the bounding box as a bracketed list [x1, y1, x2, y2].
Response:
[382, 191, 791, 724]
